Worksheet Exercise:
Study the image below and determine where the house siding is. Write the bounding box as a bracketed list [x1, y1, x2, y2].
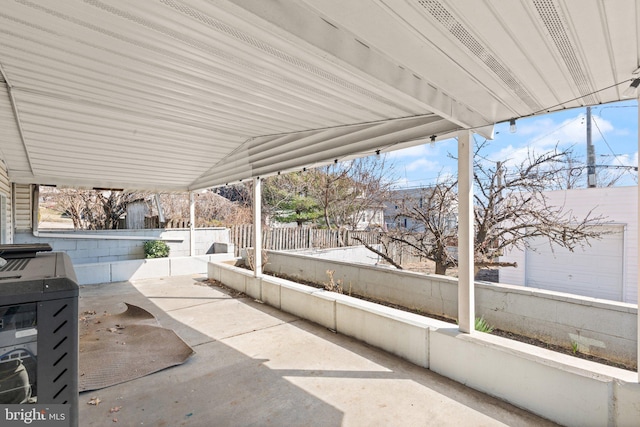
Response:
[500, 186, 638, 304]
[0, 161, 11, 243]
[13, 183, 32, 232]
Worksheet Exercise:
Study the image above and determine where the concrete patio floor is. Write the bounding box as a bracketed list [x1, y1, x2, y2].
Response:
[78, 275, 558, 427]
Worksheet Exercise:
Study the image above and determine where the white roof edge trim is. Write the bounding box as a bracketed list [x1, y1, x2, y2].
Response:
[10, 174, 191, 193]
[189, 117, 494, 191]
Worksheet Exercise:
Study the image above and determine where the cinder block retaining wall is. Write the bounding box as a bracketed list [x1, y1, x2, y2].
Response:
[75, 253, 235, 285]
[15, 228, 230, 264]
[264, 249, 637, 369]
[208, 260, 640, 427]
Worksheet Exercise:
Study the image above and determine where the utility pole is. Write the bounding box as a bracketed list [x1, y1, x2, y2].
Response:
[586, 106, 597, 188]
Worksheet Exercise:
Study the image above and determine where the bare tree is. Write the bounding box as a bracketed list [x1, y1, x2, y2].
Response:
[157, 191, 252, 226]
[385, 178, 459, 274]
[262, 155, 395, 231]
[195, 191, 252, 226]
[472, 143, 605, 271]
[374, 142, 607, 276]
[310, 155, 395, 231]
[51, 188, 143, 230]
[51, 188, 88, 229]
[47, 187, 250, 230]
[545, 147, 626, 190]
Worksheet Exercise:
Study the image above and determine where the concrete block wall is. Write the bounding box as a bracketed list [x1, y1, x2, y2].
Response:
[208, 260, 640, 427]
[292, 245, 383, 264]
[76, 253, 235, 285]
[15, 228, 230, 264]
[265, 249, 638, 368]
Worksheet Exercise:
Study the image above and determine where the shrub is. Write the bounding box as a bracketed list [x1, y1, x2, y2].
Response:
[144, 240, 170, 258]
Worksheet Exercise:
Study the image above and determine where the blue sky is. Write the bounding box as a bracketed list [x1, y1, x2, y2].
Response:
[387, 99, 639, 188]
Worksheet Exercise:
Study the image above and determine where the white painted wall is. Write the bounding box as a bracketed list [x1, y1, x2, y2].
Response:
[265, 249, 638, 368]
[499, 186, 638, 303]
[15, 228, 231, 264]
[291, 245, 382, 264]
[76, 253, 235, 285]
[0, 162, 11, 243]
[526, 225, 624, 300]
[13, 183, 32, 232]
[209, 260, 640, 427]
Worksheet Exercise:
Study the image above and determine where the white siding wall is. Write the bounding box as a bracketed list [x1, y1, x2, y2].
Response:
[13, 183, 32, 232]
[0, 161, 11, 243]
[500, 186, 638, 303]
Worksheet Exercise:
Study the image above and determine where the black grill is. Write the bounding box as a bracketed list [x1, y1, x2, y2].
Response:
[0, 258, 30, 273]
[0, 250, 78, 427]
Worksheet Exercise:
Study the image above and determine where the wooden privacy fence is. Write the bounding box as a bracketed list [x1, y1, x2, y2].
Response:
[145, 217, 220, 229]
[144, 219, 425, 265]
[230, 225, 382, 257]
[143, 220, 425, 265]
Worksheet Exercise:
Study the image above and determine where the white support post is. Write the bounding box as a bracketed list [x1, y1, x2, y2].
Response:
[458, 130, 475, 333]
[189, 191, 195, 257]
[253, 177, 263, 277]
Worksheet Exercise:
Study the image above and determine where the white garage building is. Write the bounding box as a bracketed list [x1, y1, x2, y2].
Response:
[499, 185, 638, 304]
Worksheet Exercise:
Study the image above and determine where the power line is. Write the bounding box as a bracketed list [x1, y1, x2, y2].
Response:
[591, 115, 638, 183]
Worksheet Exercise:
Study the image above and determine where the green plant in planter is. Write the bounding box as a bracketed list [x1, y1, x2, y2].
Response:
[474, 316, 494, 333]
[144, 240, 170, 258]
[571, 340, 580, 355]
[455, 316, 495, 333]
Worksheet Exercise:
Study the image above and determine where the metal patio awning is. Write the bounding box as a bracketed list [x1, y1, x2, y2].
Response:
[0, 0, 638, 191]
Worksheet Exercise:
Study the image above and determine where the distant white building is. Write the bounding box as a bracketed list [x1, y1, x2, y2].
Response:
[350, 203, 386, 231]
[499, 186, 637, 304]
[384, 186, 457, 232]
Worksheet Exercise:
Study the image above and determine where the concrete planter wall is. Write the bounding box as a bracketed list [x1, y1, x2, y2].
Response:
[15, 228, 232, 264]
[208, 260, 640, 427]
[76, 253, 235, 285]
[265, 249, 637, 368]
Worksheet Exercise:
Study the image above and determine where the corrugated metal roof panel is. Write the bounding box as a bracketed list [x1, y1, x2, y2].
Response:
[0, 0, 637, 190]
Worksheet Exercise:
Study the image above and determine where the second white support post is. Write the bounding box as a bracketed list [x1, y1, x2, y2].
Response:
[253, 177, 263, 277]
[457, 131, 475, 333]
[189, 191, 195, 257]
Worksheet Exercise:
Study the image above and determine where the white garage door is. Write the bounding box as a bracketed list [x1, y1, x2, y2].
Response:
[525, 225, 624, 301]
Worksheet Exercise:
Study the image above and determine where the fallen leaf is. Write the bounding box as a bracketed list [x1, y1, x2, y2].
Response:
[112, 417, 118, 423]
[110, 406, 122, 413]
[87, 397, 101, 406]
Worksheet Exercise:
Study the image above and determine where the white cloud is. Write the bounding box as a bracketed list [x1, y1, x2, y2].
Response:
[387, 143, 432, 159]
[488, 113, 615, 168]
[609, 152, 638, 167]
[404, 158, 439, 172]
